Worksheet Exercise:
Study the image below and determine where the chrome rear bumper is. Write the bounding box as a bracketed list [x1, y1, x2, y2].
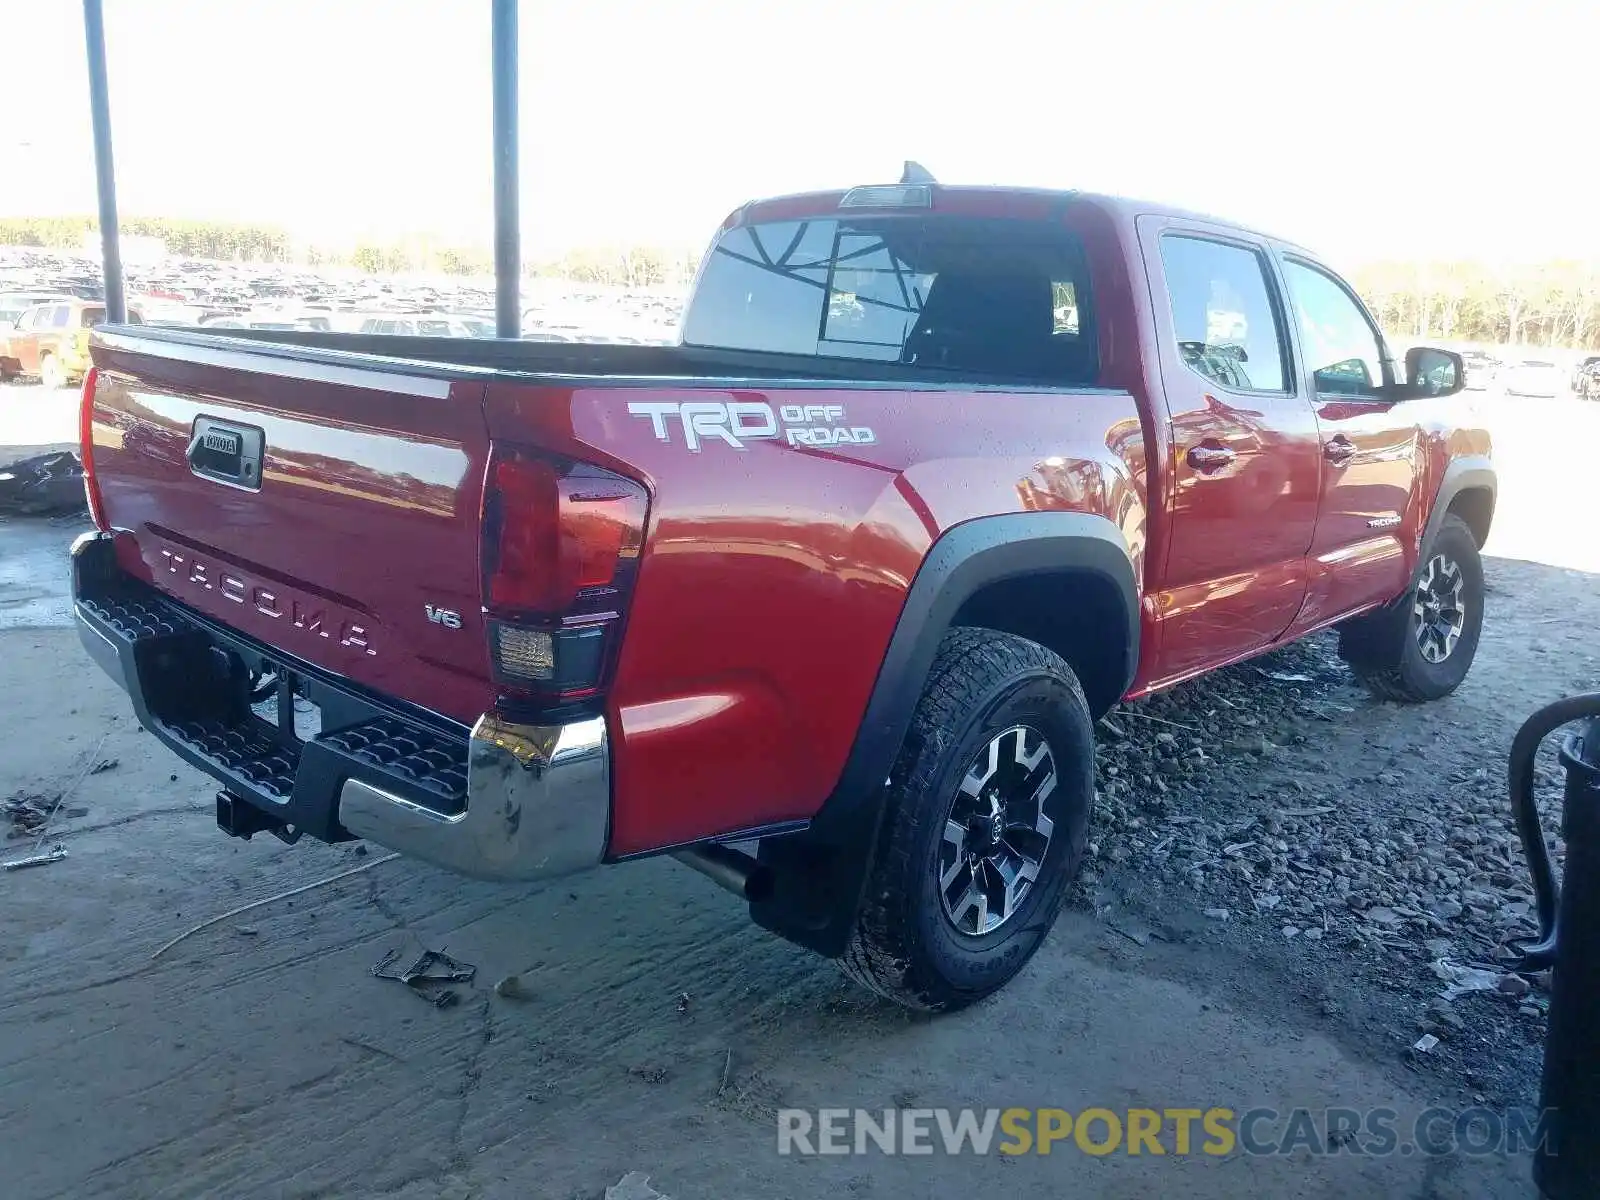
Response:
[72, 531, 610, 882]
[338, 715, 608, 881]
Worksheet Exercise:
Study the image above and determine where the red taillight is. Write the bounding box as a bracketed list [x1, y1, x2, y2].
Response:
[482, 446, 648, 704]
[79, 366, 109, 531]
[486, 455, 562, 611]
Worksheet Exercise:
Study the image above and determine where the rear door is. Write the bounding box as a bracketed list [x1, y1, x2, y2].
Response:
[89, 331, 497, 725]
[1138, 218, 1322, 683]
[13, 305, 62, 372]
[1275, 256, 1420, 636]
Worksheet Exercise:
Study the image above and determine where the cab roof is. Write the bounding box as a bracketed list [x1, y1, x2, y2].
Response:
[733, 184, 1312, 256]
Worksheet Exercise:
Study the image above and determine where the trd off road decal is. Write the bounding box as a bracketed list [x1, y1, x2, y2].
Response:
[627, 401, 876, 452]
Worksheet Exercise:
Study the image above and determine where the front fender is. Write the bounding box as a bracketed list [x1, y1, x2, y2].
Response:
[1423, 455, 1495, 551]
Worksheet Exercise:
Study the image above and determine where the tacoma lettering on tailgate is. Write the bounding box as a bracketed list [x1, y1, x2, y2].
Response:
[158, 548, 378, 656]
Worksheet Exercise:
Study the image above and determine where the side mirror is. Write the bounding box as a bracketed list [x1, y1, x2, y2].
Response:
[1404, 346, 1464, 398]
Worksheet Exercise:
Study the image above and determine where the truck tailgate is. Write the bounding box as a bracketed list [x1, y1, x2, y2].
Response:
[88, 332, 496, 725]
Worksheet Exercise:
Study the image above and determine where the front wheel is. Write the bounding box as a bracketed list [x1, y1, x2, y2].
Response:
[839, 627, 1094, 1011]
[1339, 513, 1485, 702]
[38, 353, 64, 391]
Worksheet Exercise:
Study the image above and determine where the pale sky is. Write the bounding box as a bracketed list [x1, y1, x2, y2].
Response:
[4, 0, 1596, 267]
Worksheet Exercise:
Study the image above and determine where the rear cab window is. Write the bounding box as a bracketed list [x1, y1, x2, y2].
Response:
[681, 213, 1098, 384]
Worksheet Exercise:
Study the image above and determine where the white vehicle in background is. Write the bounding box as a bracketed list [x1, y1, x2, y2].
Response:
[356, 314, 488, 337]
[200, 311, 334, 332]
[1501, 359, 1563, 398]
[1458, 350, 1499, 391]
[0, 292, 71, 332]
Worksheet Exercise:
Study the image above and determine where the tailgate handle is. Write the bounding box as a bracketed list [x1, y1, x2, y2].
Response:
[188, 418, 265, 491]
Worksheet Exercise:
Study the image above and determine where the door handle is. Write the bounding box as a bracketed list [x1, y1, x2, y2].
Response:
[1186, 444, 1236, 471]
[1323, 436, 1357, 465]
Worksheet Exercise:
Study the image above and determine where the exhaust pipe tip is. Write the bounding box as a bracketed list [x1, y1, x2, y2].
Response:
[672, 843, 772, 902]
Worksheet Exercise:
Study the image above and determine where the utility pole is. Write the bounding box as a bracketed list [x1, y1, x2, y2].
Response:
[83, 0, 126, 322]
[492, 0, 520, 338]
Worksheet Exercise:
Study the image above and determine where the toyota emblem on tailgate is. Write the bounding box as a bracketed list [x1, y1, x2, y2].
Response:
[201, 429, 241, 455]
[187, 416, 265, 492]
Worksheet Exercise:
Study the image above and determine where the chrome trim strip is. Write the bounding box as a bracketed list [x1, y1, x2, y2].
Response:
[338, 714, 609, 881]
[95, 330, 455, 398]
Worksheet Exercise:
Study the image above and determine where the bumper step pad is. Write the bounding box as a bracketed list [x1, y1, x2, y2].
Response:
[77, 584, 468, 840]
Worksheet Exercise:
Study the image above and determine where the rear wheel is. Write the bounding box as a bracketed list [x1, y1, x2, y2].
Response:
[38, 353, 64, 391]
[1339, 514, 1484, 702]
[839, 628, 1094, 1011]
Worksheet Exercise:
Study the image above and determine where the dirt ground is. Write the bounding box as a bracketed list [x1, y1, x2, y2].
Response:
[1, 385, 1594, 1198]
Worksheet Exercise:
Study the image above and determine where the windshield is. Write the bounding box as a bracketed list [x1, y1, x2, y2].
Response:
[682, 213, 1097, 383]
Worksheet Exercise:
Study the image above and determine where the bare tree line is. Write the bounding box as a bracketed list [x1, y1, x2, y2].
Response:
[1351, 259, 1600, 349]
[0, 216, 704, 286]
[8, 217, 1599, 340]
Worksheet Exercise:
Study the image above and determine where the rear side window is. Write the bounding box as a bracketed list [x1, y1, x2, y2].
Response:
[1160, 235, 1287, 392]
[682, 215, 1097, 383]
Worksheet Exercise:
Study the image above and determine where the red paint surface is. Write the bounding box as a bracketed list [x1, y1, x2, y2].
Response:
[90, 346, 498, 723]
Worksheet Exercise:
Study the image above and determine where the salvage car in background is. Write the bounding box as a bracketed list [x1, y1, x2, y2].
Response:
[1575, 359, 1600, 400]
[0, 291, 71, 332]
[1, 298, 143, 387]
[1500, 358, 1563, 398]
[1459, 349, 1499, 391]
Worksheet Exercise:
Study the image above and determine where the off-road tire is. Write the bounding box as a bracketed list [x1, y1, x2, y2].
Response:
[838, 627, 1094, 1011]
[1339, 513, 1484, 702]
[38, 353, 64, 391]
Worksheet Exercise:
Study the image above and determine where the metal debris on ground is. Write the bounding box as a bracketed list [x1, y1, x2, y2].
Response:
[1108, 917, 1152, 946]
[1431, 957, 1505, 1001]
[4, 793, 55, 838]
[0, 451, 88, 516]
[3, 732, 111, 873]
[605, 1172, 669, 1200]
[2, 844, 68, 871]
[89, 759, 119, 775]
[1413, 1033, 1441, 1054]
[373, 943, 477, 1008]
[150, 851, 399, 959]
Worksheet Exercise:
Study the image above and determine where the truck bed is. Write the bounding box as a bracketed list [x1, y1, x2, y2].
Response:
[126, 324, 1094, 391]
[82, 321, 1147, 859]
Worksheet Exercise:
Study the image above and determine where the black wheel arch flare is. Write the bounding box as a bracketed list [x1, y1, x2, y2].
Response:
[752, 511, 1139, 956]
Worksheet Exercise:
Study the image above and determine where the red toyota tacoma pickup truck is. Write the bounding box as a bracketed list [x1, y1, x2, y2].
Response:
[71, 180, 1493, 1010]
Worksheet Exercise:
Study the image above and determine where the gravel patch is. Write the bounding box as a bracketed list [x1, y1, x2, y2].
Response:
[1066, 561, 1599, 1102]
